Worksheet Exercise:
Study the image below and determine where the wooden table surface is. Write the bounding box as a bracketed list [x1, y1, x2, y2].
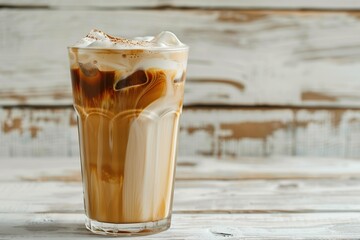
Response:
[2, 156, 360, 239]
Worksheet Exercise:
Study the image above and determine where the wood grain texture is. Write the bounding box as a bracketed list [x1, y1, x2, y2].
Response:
[1, 213, 360, 239]
[2, 179, 360, 214]
[2, 0, 360, 10]
[2, 156, 360, 239]
[2, 156, 360, 182]
[2, 107, 360, 158]
[1, 9, 360, 107]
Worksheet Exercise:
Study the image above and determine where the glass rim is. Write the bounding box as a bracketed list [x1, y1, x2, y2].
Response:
[67, 45, 189, 52]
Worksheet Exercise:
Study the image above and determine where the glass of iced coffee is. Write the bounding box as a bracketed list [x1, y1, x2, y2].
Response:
[68, 30, 188, 236]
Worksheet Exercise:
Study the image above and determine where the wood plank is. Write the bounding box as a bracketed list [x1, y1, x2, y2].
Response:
[2, 0, 360, 10]
[2, 107, 360, 158]
[2, 9, 360, 107]
[1, 213, 360, 239]
[177, 156, 360, 180]
[2, 179, 360, 214]
[0, 108, 78, 157]
[181, 108, 294, 157]
[2, 156, 360, 182]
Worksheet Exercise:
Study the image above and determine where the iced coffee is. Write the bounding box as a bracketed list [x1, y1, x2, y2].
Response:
[68, 29, 188, 236]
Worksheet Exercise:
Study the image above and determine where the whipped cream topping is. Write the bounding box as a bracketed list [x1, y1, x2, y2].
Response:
[72, 29, 187, 50]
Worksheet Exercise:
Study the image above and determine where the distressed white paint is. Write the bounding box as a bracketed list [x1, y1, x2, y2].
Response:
[1, 10, 360, 106]
[1, 0, 360, 9]
[345, 111, 360, 158]
[296, 110, 342, 156]
[0, 108, 78, 157]
[2, 156, 360, 182]
[294, 110, 360, 157]
[177, 156, 360, 180]
[1, 213, 360, 239]
[182, 109, 360, 158]
[2, 179, 360, 214]
[2, 156, 360, 239]
[181, 109, 294, 157]
[2, 108, 360, 158]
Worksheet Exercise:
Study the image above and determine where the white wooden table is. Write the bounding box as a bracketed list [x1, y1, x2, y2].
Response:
[2, 156, 360, 239]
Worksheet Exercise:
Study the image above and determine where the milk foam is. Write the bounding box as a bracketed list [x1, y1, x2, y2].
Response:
[70, 30, 188, 81]
[72, 29, 187, 50]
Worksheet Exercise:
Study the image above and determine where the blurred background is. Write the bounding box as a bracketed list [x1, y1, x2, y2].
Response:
[2, 0, 360, 159]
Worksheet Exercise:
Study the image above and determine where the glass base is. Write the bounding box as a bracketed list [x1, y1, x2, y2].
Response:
[85, 216, 171, 236]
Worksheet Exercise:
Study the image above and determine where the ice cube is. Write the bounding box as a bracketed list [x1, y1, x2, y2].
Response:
[79, 62, 99, 77]
[72, 30, 186, 50]
[151, 31, 184, 48]
[86, 29, 109, 41]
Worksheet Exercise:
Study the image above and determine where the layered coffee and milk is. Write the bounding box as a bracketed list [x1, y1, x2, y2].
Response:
[68, 30, 188, 224]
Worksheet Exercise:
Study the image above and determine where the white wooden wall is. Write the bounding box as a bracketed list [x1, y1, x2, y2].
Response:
[1, 0, 360, 158]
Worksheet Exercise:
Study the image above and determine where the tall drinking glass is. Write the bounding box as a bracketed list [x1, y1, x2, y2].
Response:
[68, 30, 188, 236]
